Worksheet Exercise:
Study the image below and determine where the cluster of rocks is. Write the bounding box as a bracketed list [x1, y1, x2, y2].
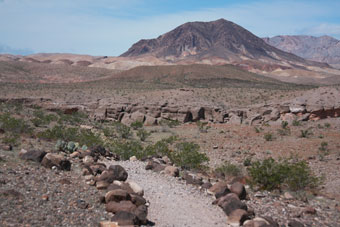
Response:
[143, 156, 318, 227]
[90, 88, 340, 126]
[18, 147, 149, 226]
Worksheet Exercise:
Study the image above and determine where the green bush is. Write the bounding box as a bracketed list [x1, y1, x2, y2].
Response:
[113, 122, 131, 139]
[111, 140, 144, 160]
[57, 111, 87, 125]
[137, 128, 151, 141]
[1, 134, 19, 146]
[131, 120, 144, 130]
[248, 158, 320, 191]
[170, 142, 209, 170]
[144, 140, 170, 157]
[264, 132, 274, 141]
[281, 121, 289, 129]
[292, 120, 301, 126]
[300, 129, 312, 138]
[0, 113, 32, 135]
[31, 110, 58, 127]
[215, 161, 242, 177]
[37, 126, 103, 147]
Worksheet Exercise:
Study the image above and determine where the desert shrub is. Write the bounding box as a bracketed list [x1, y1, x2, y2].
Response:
[196, 121, 211, 133]
[57, 111, 87, 125]
[111, 140, 144, 160]
[0, 113, 32, 135]
[324, 123, 331, 128]
[131, 120, 144, 130]
[292, 120, 301, 126]
[31, 110, 58, 127]
[144, 140, 170, 158]
[299, 129, 312, 138]
[162, 135, 178, 144]
[113, 122, 131, 139]
[37, 126, 102, 147]
[281, 121, 288, 129]
[243, 157, 252, 166]
[264, 132, 274, 141]
[319, 142, 328, 152]
[248, 158, 320, 191]
[137, 128, 151, 141]
[1, 133, 19, 146]
[215, 161, 242, 177]
[254, 127, 261, 133]
[102, 126, 116, 138]
[170, 142, 209, 170]
[159, 119, 180, 128]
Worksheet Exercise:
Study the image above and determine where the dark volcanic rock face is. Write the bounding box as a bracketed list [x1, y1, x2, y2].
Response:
[263, 35, 340, 64]
[121, 19, 315, 65]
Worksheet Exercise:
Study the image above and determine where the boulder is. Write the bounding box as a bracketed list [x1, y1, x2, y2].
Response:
[219, 194, 247, 215]
[83, 155, 94, 165]
[108, 165, 128, 181]
[134, 204, 148, 225]
[130, 111, 145, 123]
[19, 149, 46, 162]
[208, 181, 229, 195]
[130, 194, 146, 206]
[244, 217, 279, 227]
[227, 209, 250, 226]
[106, 200, 137, 213]
[105, 189, 131, 203]
[89, 163, 107, 175]
[41, 153, 71, 171]
[164, 166, 179, 177]
[215, 186, 231, 199]
[201, 182, 213, 190]
[182, 172, 203, 186]
[96, 181, 110, 190]
[111, 211, 139, 226]
[126, 181, 144, 196]
[144, 115, 157, 126]
[230, 182, 247, 200]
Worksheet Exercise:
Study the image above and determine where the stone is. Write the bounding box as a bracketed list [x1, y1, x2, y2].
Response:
[134, 204, 148, 225]
[208, 181, 229, 195]
[164, 166, 179, 177]
[144, 115, 157, 126]
[96, 180, 110, 190]
[111, 211, 139, 226]
[201, 182, 213, 190]
[129, 156, 137, 161]
[83, 155, 94, 165]
[108, 165, 128, 181]
[227, 209, 250, 226]
[162, 156, 172, 165]
[215, 186, 231, 199]
[130, 111, 145, 123]
[219, 195, 247, 216]
[130, 194, 146, 206]
[19, 149, 46, 162]
[284, 192, 295, 200]
[127, 181, 144, 196]
[70, 151, 80, 158]
[41, 153, 71, 171]
[106, 200, 137, 213]
[288, 220, 305, 227]
[105, 189, 131, 203]
[89, 163, 106, 175]
[99, 221, 119, 227]
[303, 207, 316, 215]
[1, 145, 12, 151]
[243, 217, 279, 227]
[182, 172, 203, 186]
[230, 182, 247, 200]
[216, 193, 240, 206]
[76, 199, 89, 209]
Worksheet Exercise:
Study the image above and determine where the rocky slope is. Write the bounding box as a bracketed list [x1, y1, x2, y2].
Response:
[263, 35, 340, 65]
[121, 19, 325, 68]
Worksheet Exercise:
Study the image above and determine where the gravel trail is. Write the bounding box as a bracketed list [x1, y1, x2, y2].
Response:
[105, 160, 228, 227]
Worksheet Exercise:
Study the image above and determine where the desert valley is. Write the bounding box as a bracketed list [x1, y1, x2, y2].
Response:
[1, 17, 340, 227]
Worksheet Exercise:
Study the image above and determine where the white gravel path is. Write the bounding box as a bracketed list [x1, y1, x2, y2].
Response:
[105, 160, 228, 227]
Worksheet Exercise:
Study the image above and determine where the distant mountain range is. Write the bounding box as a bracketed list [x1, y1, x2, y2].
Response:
[121, 19, 323, 67]
[263, 35, 340, 65]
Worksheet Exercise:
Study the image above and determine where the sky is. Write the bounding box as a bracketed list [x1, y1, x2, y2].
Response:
[0, 0, 340, 56]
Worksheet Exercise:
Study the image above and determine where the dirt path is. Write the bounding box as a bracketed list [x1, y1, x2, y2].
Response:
[105, 160, 228, 227]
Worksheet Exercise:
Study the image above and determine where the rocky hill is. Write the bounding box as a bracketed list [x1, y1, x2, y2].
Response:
[121, 19, 324, 68]
[263, 35, 340, 65]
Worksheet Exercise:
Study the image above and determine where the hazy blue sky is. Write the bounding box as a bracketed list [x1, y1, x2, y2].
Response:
[1, 0, 339, 56]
